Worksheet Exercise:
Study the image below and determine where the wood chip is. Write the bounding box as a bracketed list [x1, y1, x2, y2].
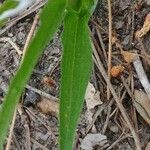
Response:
[37, 97, 59, 116]
[121, 50, 138, 64]
[80, 133, 108, 150]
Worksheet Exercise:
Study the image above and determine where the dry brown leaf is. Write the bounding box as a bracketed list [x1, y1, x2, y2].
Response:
[145, 0, 150, 5]
[85, 83, 103, 110]
[145, 142, 150, 150]
[121, 50, 138, 64]
[134, 90, 150, 125]
[135, 13, 150, 38]
[110, 65, 125, 77]
[80, 133, 108, 150]
[112, 36, 119, 45]
[112, 35, 123, 50]
[37, 97, 59, 116]
[133, 57, 150, 97]
[85, 83, 103, 131]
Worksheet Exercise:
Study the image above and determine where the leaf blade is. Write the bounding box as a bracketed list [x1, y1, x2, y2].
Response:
[60, 9, 92, 150]
[0, 0, 66, 147]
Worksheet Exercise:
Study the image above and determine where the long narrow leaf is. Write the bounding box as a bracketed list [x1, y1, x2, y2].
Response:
[60, 9, 92, 150]
[0, 0, 66, 147]
[68, 0, 82, 11]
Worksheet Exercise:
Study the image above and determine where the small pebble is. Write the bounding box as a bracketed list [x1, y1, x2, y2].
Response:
[109, 124, 119, 133]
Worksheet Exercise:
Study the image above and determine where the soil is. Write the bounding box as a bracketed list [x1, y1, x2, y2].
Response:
[0, 0, 150, 149]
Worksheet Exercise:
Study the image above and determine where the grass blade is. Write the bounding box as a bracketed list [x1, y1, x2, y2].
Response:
[0, 0, 66, 147]
[68, 0, 82, 11]
[60, 9, 92, 150]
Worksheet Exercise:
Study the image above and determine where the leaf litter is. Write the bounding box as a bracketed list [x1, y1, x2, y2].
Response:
[80, 133, 108, 150]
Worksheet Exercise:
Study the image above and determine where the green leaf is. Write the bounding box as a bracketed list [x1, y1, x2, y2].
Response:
[0, 0, 18, 27]
[67, 0, 98, 13]
[0, 0, 66, 147]
[59, 9, 92, 150]
[79, 0, 98, 15]
[0, 0, 18, 14]
[67, 0, 82, 11]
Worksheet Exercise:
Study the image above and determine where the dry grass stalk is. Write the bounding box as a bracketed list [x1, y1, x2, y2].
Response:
[23, 14, 39, 57]
[107, 0, 113, 100]
[92, 44, 142, 150]
[5, 108, 17, 150]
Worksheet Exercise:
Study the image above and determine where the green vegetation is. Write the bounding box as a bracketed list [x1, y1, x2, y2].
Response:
[0, 0, 97, 149]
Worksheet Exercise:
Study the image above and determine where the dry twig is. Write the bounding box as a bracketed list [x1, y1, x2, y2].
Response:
[31, 138, 49, 150]
[107, 0, 112, 100]
[26, 85, 58, 101]
[5, 108, 17, 150]
[95, 27, 107, 60]
[86, 104, 106, 134]
[12, 134, 21, 150]
[0, 37, 22, 55]
[24, 124, 31, 150]
[22, 14, 39, 57]
[106, 133, 132, 150]
[24, 106, 53, 134]
[92, 45, 142, 150]
[102, 100, 113, 134]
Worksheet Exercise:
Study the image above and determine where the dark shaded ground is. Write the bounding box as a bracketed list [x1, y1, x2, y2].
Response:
[0, 0, 150, 149]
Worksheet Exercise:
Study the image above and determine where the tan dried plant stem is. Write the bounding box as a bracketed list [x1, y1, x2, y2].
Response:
[107, 0, 112, 100]
[22, 14, 39, 58]
[5, 108, 17, 150]
[92, 45, 142, 150]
